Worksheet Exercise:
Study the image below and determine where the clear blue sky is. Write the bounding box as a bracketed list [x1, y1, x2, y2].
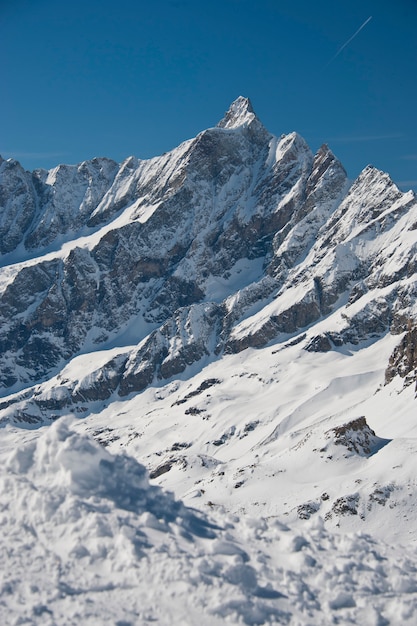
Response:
[2, 0, 416, 190]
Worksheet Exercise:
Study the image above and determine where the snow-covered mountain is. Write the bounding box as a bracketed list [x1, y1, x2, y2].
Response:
[1, 97, 416, 624]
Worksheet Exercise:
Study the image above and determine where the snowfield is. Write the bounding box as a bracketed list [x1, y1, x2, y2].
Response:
[1, 417, 417, 626]
[1, 328, 417, 625]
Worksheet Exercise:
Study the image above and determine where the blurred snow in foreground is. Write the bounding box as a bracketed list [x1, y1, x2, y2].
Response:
[1, 418, 416, 625]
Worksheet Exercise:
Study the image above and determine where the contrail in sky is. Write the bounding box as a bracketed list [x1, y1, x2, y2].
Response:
[327, 16, 373, 65]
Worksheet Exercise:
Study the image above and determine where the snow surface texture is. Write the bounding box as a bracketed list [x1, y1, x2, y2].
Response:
[1, 418, 417, 626]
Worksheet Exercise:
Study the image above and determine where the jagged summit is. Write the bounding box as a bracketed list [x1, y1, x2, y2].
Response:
[217, 96, 258, 129]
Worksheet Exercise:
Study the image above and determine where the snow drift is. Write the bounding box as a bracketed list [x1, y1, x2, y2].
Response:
[1, 418, 417, 625]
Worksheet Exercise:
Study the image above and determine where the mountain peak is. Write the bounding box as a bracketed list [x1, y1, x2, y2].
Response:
[217, 96, 258, 129]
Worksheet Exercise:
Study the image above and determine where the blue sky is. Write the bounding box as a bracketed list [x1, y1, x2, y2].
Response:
[2, 0, 416, 190]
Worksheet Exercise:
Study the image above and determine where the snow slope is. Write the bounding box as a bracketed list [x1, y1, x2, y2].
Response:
[1, 418, 417, 626]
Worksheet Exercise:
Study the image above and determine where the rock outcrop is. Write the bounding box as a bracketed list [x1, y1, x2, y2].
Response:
[385, 323, 417, 389]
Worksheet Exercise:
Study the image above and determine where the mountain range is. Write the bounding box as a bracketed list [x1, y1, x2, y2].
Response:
[0, 97, 416, 625]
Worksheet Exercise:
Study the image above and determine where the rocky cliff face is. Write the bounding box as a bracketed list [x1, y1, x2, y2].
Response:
[0, 96, 416, 419]
[385, 323, 417, 389]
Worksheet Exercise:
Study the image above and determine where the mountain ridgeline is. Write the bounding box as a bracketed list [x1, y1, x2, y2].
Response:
[0, 96, 416, 422]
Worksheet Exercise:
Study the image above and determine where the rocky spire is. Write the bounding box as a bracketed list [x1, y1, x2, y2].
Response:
[217, 96, 258, 129]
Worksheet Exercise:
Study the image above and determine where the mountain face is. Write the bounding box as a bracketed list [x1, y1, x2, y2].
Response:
[1, 96, 417, 624]
[1, 96, 415, 407]
[0, 96, 417, 496]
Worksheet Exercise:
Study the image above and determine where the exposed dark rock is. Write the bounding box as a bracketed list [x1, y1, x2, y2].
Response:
[92, 427, 120, 447]
[324, 417, 390, 458]
[185, 407, 206, 416]
[297, 501, 320, 520]
[305, 334, 332, 353]
[211, 427, 236, 447]
[225, 291, 321, 354]
[71, 355, 127, 403]
[240, 420, 259, 437]
[149, 457, 187, 479]
[172, 379, 222, 406]
[368, 484, 395, 507]
[150, 461, 175, 479]
[0, 159, 37, 254]
[347, 281, 368, 305]
[326, 494, 360, 518]
[385, 324, 417, 388]
[170, 442, 192, 451]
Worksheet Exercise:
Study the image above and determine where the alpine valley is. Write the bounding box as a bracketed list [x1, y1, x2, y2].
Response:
[1, 97, 417, 625]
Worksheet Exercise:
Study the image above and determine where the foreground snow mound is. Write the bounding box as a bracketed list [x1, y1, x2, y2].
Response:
[6, 416, 183, 521]
[1, 419, 417, 625]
